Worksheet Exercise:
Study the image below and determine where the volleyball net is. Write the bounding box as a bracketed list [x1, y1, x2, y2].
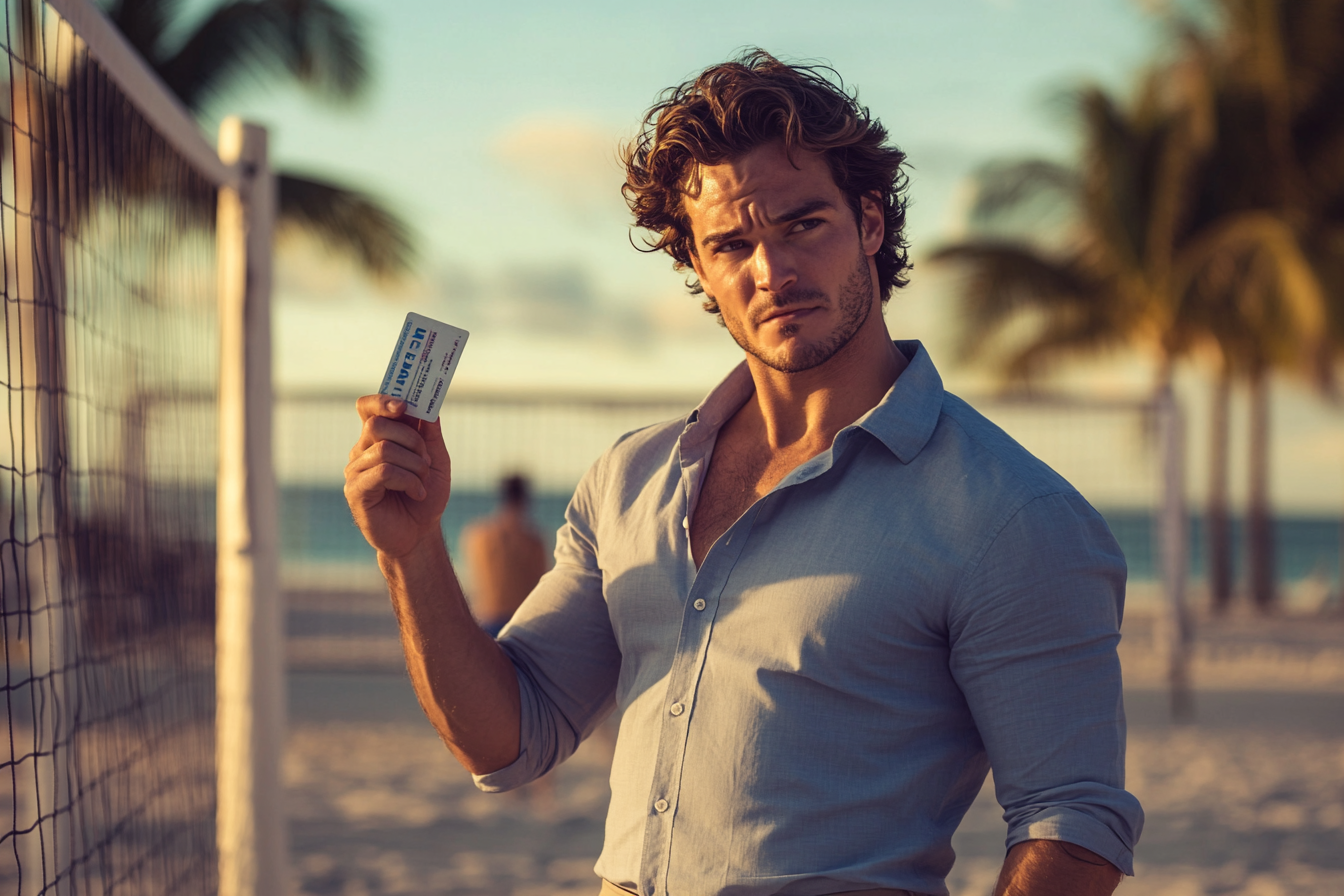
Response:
[1, 0, 225, 891]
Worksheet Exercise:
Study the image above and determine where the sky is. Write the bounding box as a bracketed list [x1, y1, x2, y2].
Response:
[195, 0, 1164, 394]
[168, 0, 1343, 513]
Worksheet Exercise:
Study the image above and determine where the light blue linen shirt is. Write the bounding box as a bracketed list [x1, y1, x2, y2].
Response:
[476, 341, 1143, 896]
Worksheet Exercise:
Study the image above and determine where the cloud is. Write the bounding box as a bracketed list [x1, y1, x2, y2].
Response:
[484, 264, 600, 333]
[431, 259, 715, 350]
[273, 233, 421, 304]
[491, 117, 630, 224]
[272, 235, 718, 353]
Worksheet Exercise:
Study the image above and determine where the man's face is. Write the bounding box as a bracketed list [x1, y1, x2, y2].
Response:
[684, 141, 885, 374]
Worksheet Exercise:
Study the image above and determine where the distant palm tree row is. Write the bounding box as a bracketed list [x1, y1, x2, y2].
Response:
[932, 0, 1344, 611]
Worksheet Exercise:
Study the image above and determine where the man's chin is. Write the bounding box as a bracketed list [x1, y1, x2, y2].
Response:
[744, 338, 837, 374]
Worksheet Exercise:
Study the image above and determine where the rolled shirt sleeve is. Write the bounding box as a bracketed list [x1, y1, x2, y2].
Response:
[948, 490, 1145, 874]
[472, 457, 621, 793]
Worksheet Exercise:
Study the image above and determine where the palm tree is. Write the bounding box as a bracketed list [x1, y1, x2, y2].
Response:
[930, 73, 1211, 392]
[930, 66, 1333, 721]
[933, 20, 1334, 616]
[103, 0, 414, 278]
[1168, 0, 1344, 610]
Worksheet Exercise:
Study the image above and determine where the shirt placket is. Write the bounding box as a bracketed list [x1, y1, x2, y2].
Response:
[635, 438, 848, 895]
[638, 499, 760, 896]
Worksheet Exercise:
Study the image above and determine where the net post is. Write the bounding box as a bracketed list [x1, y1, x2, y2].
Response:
[9, 17, 74, 888]
[1155, 386, 1193, 721]
[216, 117, 288, 896]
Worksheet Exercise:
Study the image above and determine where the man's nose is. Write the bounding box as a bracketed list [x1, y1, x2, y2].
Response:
[752, 239, 798, 296]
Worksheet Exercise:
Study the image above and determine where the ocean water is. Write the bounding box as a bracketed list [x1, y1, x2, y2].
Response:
[282, 486, 1343, 589]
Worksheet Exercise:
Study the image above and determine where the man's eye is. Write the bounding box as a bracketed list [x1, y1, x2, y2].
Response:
[714, 240, 746, 254]
[790, 218, 822, 234]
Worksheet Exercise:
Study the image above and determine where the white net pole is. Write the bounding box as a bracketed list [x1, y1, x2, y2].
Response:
[216, 116, 287, 896]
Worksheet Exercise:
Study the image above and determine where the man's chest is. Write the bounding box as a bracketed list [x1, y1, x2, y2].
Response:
[688, 437, 822, 567]
[592, 447, 974, 702]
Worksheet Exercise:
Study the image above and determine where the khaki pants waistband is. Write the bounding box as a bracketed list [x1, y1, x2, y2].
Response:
[599, 881, 919, 896]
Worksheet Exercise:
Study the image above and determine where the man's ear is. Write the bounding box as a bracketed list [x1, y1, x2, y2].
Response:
[860, 193, 885, 257]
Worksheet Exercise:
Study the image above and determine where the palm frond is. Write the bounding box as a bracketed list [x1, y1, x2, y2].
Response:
[934, 1, 1344, 394]
[277, 172, 414, 280]
[154, 0, 367, 112]
[1287, 1, 1344, 207]
[1316, 226, 1344, 347]
[929, 240, 1122, 377]
[1280, 0, 1344, 106]
[271, 0, 366, 98]
[1177, 210, 1328, 343]
[999, 308, 1131, 383]
[968, 159, 1076, 225]
[102, 0, 183, 60]
[1074, 85, 1153, 275]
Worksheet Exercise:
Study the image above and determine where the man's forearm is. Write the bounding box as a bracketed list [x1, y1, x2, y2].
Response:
[994, 839, 1124, 896]
[380, 534, 521, 775]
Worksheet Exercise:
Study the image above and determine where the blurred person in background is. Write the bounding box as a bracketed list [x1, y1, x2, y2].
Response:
[460, 472, 557, 809]
[461, 473, 550, 638]
[345, 50, 1140, 896]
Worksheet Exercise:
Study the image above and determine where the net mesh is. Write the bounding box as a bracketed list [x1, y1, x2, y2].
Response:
[1, 2, 219, 892]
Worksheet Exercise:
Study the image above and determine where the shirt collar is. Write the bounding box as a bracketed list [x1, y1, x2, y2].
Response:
[680, 360, 754, 454]
[681, 339, 944, 465]
[854, 340, 944, 464]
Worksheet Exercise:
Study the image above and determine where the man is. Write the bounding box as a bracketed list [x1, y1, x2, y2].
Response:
[345, 51, 1142, 896]
[461, 474, 550, 637]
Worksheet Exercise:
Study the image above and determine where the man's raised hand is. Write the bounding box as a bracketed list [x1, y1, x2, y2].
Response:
[344, 395, 452, 559]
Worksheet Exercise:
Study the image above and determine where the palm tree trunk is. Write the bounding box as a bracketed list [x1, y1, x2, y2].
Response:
[1247, 367, 1276, 610]
[1207, 362, 1233, 612]
[1154, 370, 1193, 720]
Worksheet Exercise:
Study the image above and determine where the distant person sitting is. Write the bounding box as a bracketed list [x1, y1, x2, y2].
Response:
[462, 475, 549, 637]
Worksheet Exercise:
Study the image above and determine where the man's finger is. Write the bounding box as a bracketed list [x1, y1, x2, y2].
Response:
[360, 414, 430, 462]
[346, 439, 430, 480]
[346, 462, 428, 504]
[415, 416, 450, 468]
[356, 393, 407, 423]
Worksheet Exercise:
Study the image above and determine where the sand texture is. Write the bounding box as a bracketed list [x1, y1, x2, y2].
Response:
[285, 603, 1344, 896]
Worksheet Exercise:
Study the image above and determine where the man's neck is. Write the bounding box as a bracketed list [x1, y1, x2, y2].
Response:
[741, 323, 907, 453]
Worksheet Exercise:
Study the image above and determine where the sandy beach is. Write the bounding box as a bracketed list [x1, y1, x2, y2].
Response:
[285, 592, 1344, 896]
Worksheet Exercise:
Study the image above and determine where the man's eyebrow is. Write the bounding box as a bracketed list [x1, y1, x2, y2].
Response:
[772, 198, 837, 224]
[700, 226, 744, 251]
[698, 199, 838, 250]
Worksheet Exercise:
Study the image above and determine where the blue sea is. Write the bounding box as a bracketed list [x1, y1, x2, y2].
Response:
[281, 486, 1343, 589]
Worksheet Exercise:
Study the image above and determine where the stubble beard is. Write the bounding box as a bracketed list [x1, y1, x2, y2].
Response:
[720, 250, 876, 374]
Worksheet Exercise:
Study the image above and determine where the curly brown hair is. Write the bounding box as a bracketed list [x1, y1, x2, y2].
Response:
[621, 49, 912, 314]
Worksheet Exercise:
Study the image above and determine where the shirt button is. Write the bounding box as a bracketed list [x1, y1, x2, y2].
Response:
[693, 599, 706, 611]
[654, 798, 669, 813]
[682, 516, 690, 529]
[669, 702, 685, 716]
